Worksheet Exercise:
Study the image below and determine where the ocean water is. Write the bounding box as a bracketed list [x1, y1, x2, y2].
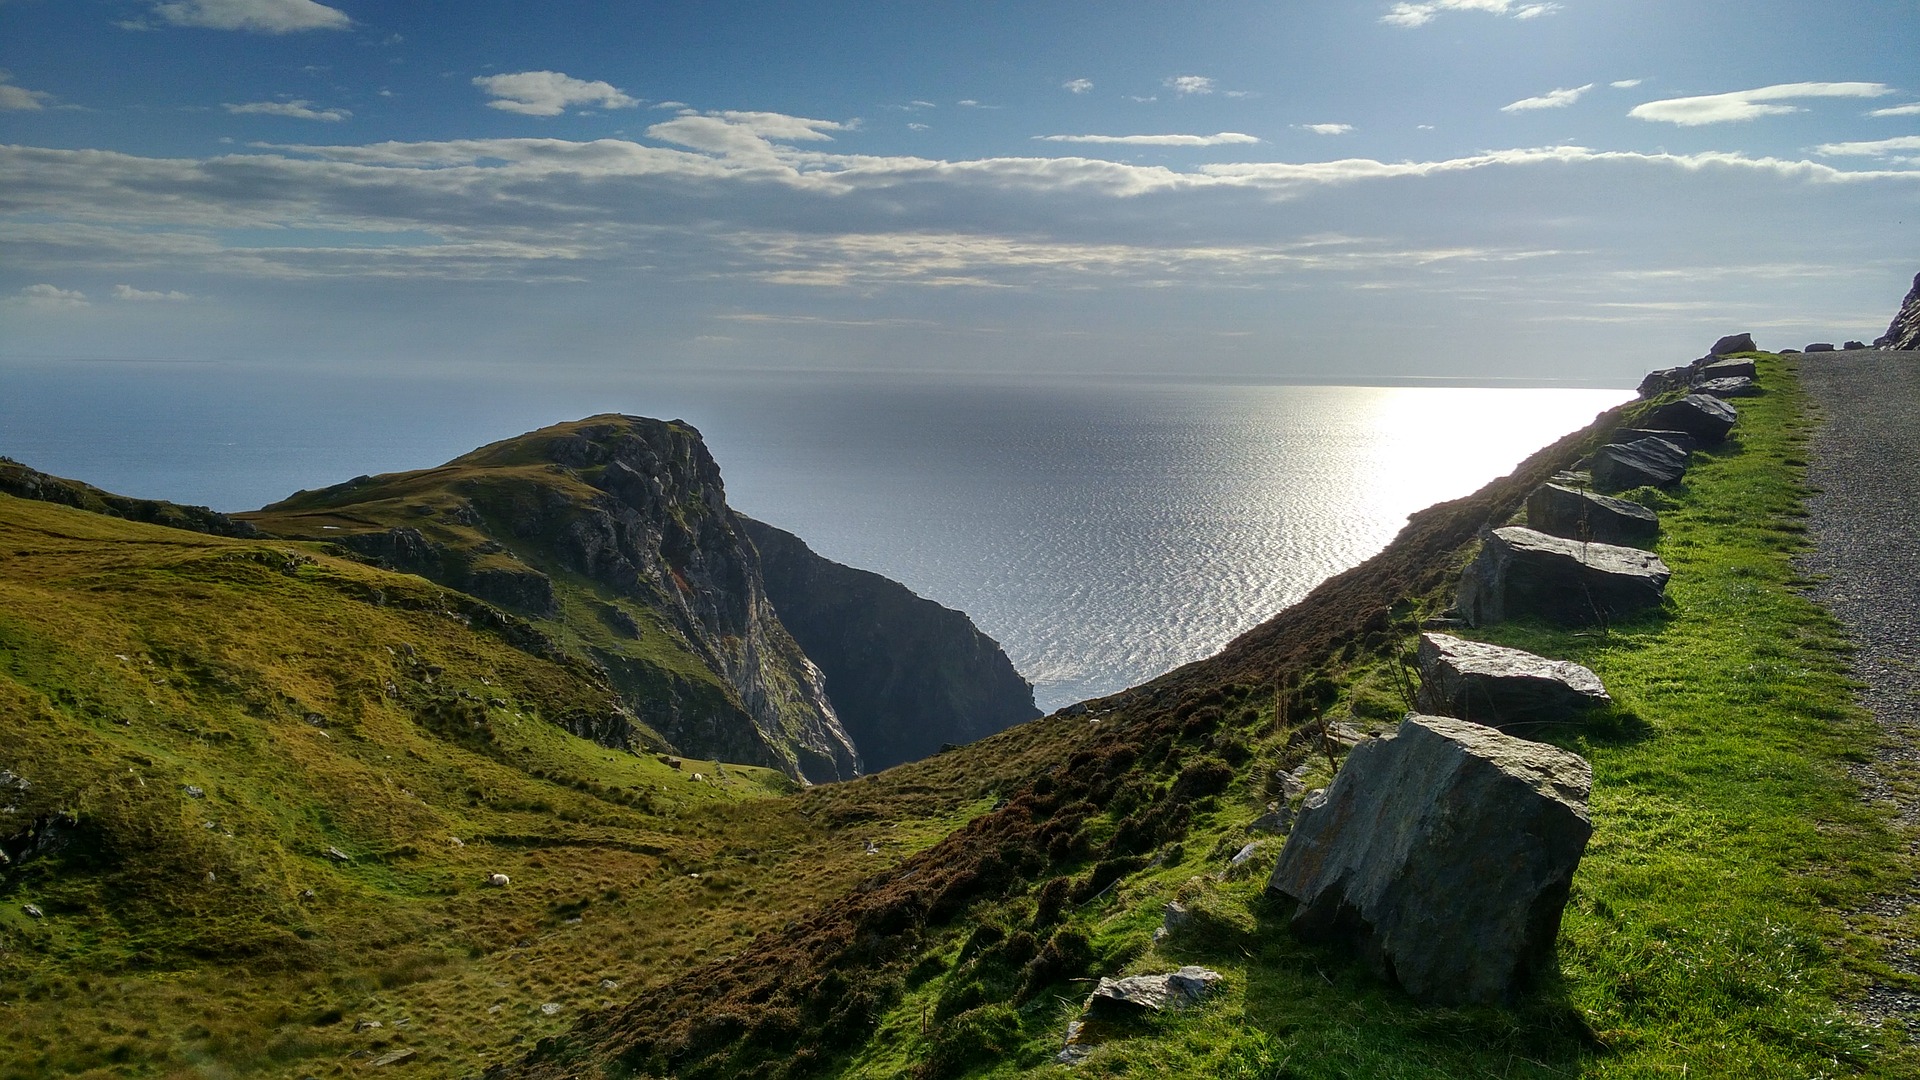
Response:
[0, 363, 1626, 711]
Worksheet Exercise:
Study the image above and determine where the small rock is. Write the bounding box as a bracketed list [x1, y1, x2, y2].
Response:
[370, 1048, 415, 1067]
[863, 839, 880, 855]
[183, 785, 205, 799]
[353, 1019, 382, 1033]
[324, 846, 352, 863]
[299, 888, 316, 902]
[1248, 804, 1294, 834]
[599, 978, 621, 990]
[540, 1002, 563, 1017]
[22, 903, 44, 918]
[1229, 842, 1262, 867]
[486, 872, 510, 887]
[448, 836, 464, 848]
[1085, 967, 1223, 1014]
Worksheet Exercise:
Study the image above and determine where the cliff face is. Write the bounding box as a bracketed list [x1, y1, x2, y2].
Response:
[244, 415, 861, 783]
[740, 516, 1040, 771]
[1875, 271, 1920, 350]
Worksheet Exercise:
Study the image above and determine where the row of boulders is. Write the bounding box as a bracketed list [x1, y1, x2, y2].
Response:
[1265, 338, 1754, 1005]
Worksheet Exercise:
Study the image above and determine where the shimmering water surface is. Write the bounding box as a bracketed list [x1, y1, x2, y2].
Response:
[1, 364, 1626, 711]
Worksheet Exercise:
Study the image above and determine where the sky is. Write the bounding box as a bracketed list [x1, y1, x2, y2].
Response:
[3, 0, 1918, 385]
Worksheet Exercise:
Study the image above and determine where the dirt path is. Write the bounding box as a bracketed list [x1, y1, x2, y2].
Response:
[1795, 348, 1920, 1033]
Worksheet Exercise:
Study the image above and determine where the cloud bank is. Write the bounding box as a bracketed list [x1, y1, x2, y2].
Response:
[146, 0, 351, 33]
[1382, 0, 1561, 29]
[1034, 132, 1260, 146]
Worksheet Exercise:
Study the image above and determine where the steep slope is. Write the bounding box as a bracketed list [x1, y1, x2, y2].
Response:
[740, 515, 1040, 771]
[241, 416, 860, 782]
[0, 492, 1006, 1078]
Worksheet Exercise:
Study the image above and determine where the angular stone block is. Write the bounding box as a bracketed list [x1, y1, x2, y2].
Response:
[1526, 483, 1659, 547]
[1591, 437, 1689, 492]
[1457, 526, 1670, 627]
[1642, 394, 1737, 444]
[1267, 714, 1592, 1005]
[1415, 632, 1609, 733]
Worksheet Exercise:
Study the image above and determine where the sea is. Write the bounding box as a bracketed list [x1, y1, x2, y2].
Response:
[0, 362, 1628, 712]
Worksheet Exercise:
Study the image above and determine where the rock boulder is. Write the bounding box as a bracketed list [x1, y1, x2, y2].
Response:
[1695, 376, 1759, 399]
[1696, 357, 1756, 381]
[1268, 714, 1591, 1004]
[1636, 366, 1693, 398]
[1643, 394, 1738, 444]
[1415, 633, 1609, 733]
[1708, 332, 1756, 355]
[1591, 437, 1689, 492]
[1806, 342, 1836, 352]
[1457, 526, 1670, 627]
[1525, 483, 1659, 546]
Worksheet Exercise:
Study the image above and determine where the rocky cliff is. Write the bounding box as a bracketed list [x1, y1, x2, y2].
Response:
[740, 516, 1040, 771]
[1875, 271, 1920, 350]
[244, 416, 861, 782]
[0, 457, 260, 538]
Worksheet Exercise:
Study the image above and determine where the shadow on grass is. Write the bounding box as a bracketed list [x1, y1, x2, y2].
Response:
[1235, 892, 1603, 1078]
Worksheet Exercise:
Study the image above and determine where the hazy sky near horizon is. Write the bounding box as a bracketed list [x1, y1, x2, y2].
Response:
[3, 0, 1917, 384]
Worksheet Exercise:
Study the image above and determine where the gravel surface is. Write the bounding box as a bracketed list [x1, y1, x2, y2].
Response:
[1796, 349, 1920, 1033]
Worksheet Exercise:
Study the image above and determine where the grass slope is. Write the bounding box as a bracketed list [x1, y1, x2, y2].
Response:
[518, 355, 1918, 1079]
[0, 497, 1007, 1078]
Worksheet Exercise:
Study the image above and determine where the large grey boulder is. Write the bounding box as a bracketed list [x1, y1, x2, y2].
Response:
[1636, 365, 1693, 398]
[1267, 714, 1592, 1005]
[1614, 428, 1700, 454]
[1708, 332, 1756, 355]
[1590, 437, 1689, 492]
[1415, 633, 1609, 733]
[1457, 526, 1670, 627]
[1526, 483, 1659, 546]
[1696, 357, 1756, 381]
[1695, 376, 1759, 399]
[1642, 394, 1738, 444]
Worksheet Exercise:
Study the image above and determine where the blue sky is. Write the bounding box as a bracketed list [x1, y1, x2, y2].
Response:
[3, 0, 1917, 383]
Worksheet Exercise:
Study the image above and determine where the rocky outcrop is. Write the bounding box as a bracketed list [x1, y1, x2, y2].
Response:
[0, 457, 259, 538]
[1415, 633, 1609, 733]
[1591, 437, 1689, 492]
[1457, 526, 1670, 627]
[341, 526, 558, 616]
[740, 517, 1039, 771]
[1266, 714, 1592, 1005]
[1643, 394, 1738, 444]
[1875, 272, 1920, 350]
[1526, 483, 1659, 547]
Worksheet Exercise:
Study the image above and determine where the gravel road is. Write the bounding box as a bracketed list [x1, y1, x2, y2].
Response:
[1796, 348, 1920, 1033]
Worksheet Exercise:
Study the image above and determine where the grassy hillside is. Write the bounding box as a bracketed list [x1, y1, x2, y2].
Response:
[0, 496, 1019, 1078]
[515, 356, 1920, 1079]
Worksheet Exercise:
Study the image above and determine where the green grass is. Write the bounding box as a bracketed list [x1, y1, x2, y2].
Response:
[835, 353, 1919, 1079]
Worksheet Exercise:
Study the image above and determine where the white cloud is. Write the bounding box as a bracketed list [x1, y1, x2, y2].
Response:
[113, 284, 193, 301]
[1035, 132, 1260, 146]
[1814, 135, 1920, 157]
[1502, 84, 1594, 112]
[1630, 82, 1895, 126]
[0, 70, 55, 111]
[908, 123, 928, 131]
[146, 0, 351, 33]
[1382, 0, 1562, 29]
[473, 71, 638, 117]
[1610, 79, 1643, 89]
[224, 99, 351, 122]
[1296, 123, 1354, 135]
[1164, 76, 1216, 96]
[1063, 79, 1093, 95]
[19, 284, 88, 308]
[1868, 103, 1920, 118]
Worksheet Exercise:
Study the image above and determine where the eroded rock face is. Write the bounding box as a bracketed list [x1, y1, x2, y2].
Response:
[1525, 483, 1659, 547]
[740, 517, 1039, 771]
[1874, 272, 1920, 350]
[1643, 394, 1738, 444]
[1457, 526, 1670, 627]
[1415, 633, 1609, 733]
[1266, 714, 1593, 1005]
[1591, 437, 1689, 492]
